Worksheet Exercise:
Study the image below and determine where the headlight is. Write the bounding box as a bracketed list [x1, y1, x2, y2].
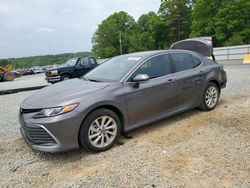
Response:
[34, 103, 78, 118]
[51, 70, 58, 76]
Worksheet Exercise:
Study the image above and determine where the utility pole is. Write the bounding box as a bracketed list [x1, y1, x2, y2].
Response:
[119, 31, 122, 55]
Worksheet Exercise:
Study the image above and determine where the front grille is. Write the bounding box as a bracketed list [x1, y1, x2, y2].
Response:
[21, 123, 56, 145]
[20, 108, 41, 114]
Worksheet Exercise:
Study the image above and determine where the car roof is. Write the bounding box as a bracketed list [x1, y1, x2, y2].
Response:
[119, 49, 201, 61]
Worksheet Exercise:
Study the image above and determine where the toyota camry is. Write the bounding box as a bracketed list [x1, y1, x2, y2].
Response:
[19, 38, 227, 152]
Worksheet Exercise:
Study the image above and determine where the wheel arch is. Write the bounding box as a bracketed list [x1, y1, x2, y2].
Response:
[78, 103, 125, 135]
[208, 79, 221, 94]
[60, 72, 72, 78]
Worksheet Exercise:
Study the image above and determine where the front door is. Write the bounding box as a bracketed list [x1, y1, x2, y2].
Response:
[123, 54, 177, 126]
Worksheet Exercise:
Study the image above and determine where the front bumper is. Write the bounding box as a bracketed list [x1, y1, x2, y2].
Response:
[45, 76, 61, 83]
[19, 108, 83, 153]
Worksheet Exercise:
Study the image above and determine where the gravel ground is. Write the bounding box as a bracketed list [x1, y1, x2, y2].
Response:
[0, 65, 249, 188]
[0, 73, 48, 90]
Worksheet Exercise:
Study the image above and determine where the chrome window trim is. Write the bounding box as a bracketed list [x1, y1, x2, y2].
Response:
[123, 52, 203, 83]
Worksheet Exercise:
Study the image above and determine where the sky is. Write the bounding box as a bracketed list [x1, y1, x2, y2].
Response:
[0, 0, 161, 59]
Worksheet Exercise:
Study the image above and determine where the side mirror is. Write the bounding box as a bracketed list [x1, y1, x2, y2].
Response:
[132, 74, 149, 88]
[133, 74, 150, 82]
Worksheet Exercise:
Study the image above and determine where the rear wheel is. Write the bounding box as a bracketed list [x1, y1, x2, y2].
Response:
[200, 82, 219, 111]
[79, 109, 121, 152]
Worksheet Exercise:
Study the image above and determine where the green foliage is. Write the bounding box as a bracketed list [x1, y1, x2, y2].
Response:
[0, 59, 11, 67]
[93, 1, 193, 58]
[129, 12, 164, 51]
[93, 0, 250, 57]
[159, 0, 193, 47]
[92, 11, 137, 58]
[0, 52, 92, 69]
[191, 0, 250, 47]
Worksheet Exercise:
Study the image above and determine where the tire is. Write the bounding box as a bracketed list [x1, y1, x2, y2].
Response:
[61, 75, 71, 81]
[199, 82, 220, 111]
[3, 72, 14, 81]
[79, 108, 121, 152]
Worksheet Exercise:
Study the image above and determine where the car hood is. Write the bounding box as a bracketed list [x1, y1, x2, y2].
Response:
[23, 79, 109, 108]
[46, 66, 74, 73]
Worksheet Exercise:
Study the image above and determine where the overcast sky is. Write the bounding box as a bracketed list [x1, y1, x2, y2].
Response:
[0, 0, 160, 59]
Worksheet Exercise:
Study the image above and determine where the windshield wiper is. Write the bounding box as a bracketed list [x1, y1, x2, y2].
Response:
[81, 77, 89, 81]
[88, 79, 103, 82]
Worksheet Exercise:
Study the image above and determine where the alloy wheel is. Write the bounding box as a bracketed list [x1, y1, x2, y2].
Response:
[88, 116, 117, 148]
[205, 86, 218, 108]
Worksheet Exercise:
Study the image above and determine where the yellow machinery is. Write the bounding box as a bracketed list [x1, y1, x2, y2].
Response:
[0, 65, 15, 81]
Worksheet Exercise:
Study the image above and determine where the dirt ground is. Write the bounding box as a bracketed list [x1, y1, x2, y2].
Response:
[0, 65, 249, 188]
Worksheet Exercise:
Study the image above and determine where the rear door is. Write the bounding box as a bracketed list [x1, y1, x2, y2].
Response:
[123, 54, 177, 125]
[169, 52, 205, 109]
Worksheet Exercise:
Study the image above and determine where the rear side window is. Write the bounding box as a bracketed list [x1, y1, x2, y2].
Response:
[89, 58, 96, 66]
[131, 54, 172, 80]
[192, 56, 201, 67]
[169, 53, 194, 72]
[80, 58, 90, 67]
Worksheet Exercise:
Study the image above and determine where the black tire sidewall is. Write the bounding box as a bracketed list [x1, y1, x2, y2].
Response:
[79, 108, 121, 152]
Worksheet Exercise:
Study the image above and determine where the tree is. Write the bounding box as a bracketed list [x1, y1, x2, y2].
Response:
[191, 0, 250, 47]
[129, 12, 163, 51]
[2, 52, 92, 69]
[159, 0, 193, 47]
[0, 59, 11, 66]
[92, 11, 137, 58]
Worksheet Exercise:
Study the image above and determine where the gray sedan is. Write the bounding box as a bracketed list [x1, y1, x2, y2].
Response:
[19, 43, 227, 152]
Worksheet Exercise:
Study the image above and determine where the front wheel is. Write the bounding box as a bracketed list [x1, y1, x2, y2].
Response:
[200, 82, 219, 111]
[3, 72, 14, 81]
[61, 75, 71, 81]
[79, 109, 121, 152]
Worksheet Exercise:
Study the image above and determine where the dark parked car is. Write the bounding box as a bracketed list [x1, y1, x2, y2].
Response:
[19, 39, 227, 152]
[45, 57, 98, 83]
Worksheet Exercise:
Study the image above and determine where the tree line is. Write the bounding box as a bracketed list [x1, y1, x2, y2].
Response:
[0, 52, 92, 69]
[92, 0, 250, 58]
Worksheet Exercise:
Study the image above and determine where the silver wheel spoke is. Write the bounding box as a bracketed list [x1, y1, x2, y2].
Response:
[89, 132, 100, 140]
[93, 135, 102, 144]
[106, 124, 116, 130]
[107, 130, 115, 136]
[89, 126, 98, 133]
[100, 135, 105, 147]
[101, 116, 107, 127]
[104, 118, 113, 127]
[94, 120, 101, 128]
[105, 134, 110, 143]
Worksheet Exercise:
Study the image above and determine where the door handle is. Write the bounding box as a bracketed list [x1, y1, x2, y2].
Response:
[166, 79, 175, 84]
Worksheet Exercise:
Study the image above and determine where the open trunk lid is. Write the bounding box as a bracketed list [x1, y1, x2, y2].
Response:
[170, 37, 214, 58]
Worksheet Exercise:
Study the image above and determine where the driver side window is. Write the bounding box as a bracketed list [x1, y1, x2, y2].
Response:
[129, 54, 171, 81]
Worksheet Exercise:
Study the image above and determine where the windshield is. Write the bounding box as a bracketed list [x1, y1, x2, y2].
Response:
[84, 56, 141, 82]
[64, 58, 78, 66]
